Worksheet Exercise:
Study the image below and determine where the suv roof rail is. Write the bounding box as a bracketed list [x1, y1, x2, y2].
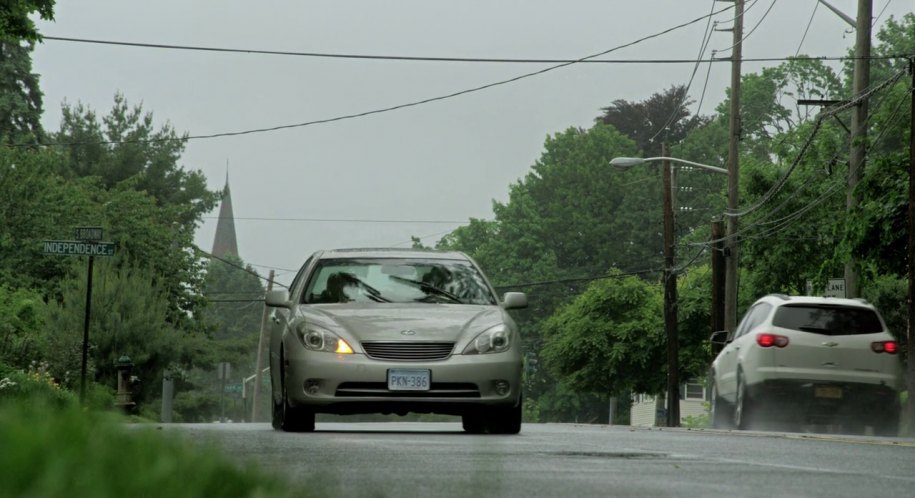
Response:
[767, 293, 791, 301]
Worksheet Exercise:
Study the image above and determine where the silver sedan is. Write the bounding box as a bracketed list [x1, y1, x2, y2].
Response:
[266, 248, 527, 434]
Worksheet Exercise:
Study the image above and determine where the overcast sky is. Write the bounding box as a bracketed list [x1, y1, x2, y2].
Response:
[32, 1, 912, 285]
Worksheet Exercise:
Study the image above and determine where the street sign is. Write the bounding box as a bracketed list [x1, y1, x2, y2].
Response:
[824, 278, 846, 298]
[43, 240, 116, 257]
[75, 227, 103, 241]
[224, 383, 243, 394]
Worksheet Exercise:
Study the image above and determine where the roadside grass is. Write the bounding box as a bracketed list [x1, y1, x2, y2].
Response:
[0, 367, 309, 498]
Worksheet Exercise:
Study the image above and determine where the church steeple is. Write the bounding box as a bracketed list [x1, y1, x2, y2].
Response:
[211, 170, 239, 257]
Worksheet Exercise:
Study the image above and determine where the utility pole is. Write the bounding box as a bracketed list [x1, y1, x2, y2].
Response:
[724, 0, 744, 333]
[661, 143, 680, 427]
[845, 0, 872, 298]
[710, 221, 726, 334]
[251, 269, 275, 422]
[905, 56, 914, 435]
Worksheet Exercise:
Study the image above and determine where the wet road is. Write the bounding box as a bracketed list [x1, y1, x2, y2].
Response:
[162, 421, 915, 497]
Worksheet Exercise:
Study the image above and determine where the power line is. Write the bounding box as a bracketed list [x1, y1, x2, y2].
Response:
[27, 9, 735, 149]
[647, 0, 719, 144]
[795, 0, 820, 57]
[194, 245, 290, 288]
[202, 215, 470, 224]
[35, 35, 905, 65]
[723, 69, 907, 219]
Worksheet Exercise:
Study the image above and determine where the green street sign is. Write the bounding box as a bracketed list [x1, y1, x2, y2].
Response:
[43, 240, 116, 257]
[224, 383, 243, 394]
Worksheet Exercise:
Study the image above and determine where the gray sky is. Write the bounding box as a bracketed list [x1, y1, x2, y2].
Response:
[32, 1, 913, 285]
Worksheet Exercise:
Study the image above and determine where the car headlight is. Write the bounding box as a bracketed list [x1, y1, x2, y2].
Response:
[295, 323, 353, 354]
[463, 324, 512, 355]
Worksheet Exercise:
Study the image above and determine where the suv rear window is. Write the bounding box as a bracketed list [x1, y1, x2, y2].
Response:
[772, 305, 884, 336]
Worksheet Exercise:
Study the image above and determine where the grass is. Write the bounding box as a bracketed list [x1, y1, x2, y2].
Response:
[0, 399, 308, 498]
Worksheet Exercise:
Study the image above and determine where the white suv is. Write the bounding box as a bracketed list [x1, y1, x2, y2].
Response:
[709, 295, 903, 435]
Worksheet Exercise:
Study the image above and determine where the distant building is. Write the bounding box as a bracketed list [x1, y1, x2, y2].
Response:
[630, 379, 709, 427]
[211, 173, 239, 257]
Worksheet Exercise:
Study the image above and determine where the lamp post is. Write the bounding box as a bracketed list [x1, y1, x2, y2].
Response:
[610, 153, 727, 427]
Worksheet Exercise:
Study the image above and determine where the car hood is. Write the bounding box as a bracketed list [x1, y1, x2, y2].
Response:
[297, 303, 506, 343]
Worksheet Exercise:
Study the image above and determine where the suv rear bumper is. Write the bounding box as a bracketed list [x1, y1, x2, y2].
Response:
[747, 379, 899, 422]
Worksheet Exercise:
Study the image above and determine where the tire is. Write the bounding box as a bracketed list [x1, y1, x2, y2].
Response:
[486, 398, 523, 435]
[734, 372, 754, 430]
[462, 411, 485, 434]
[276, 350, 315, 433]
[709, 380, 731, 429]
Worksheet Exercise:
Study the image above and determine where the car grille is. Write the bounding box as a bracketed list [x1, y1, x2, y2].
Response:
[335, 382, 480, 398]
[361, 341, 454, 361]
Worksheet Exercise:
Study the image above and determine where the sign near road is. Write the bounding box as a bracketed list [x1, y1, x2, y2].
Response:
[43, 240, 116, 257]
[824, 278, 846, 298]
[75, 226, 103, 241]
[224, 383, 243, 394]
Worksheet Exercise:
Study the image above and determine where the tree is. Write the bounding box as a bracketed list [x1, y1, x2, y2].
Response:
[541, 272, 665, 396]
[43, 261, 182, 406]
[0, 0, 54, 42]
[0, 40, 44, 145]
[54, 94, 218, 228]
[597, 85, 709, 156]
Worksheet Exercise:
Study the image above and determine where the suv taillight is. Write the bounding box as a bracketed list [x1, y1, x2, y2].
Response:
[756, 333, 789, 348]
[871, 341, 898, 354]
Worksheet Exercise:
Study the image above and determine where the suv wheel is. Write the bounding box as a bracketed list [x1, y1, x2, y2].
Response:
[710, 380, 731, 429]
[735, 372, 754, 430]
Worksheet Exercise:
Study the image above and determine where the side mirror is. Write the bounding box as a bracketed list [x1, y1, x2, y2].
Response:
[502, 292, 528, 310]
[709, 330, 729, 355]
[265, 289, 291, 309]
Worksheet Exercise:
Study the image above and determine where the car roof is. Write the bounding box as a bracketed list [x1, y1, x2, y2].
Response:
[756, 294, 876, 309]
[313, 248, 472, 261]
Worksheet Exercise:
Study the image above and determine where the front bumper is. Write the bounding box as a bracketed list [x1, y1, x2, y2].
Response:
[282, 349, 522, 415]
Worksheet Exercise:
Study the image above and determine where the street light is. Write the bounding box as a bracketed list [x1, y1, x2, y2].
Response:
[610, 151, 727, 428]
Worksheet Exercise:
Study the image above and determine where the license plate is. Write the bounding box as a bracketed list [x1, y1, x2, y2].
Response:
[387, 369, 431, 391]
[814, 386, 843, 399]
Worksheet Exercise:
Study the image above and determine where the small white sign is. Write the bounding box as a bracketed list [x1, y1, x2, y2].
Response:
[825, 278, 846, 298]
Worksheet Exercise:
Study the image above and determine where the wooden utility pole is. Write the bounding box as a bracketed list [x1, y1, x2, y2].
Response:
[724, 0, 744, 334]
[845, 0, 872, 298]
[662, 144, 680, 427]
[906, 57, 914, 435]
[251, 270, 275, 422]
[711, 221, 726, 334]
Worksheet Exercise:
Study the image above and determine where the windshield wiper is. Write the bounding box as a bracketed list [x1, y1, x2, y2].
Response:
[390, 275, 463, 304]
[340, 273, 390, 303]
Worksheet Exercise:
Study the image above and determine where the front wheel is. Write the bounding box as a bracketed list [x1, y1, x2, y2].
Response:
[487, 398, 522, 435]
[275, 350, 315, 433]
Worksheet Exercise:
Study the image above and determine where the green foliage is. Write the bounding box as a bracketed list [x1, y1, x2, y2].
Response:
[0, 40, 44, 144]
[0, 285, 45, 367]
[597, 84, 709, 156]
[682, 403, 710, 429]
[54, 94, 218, 226]
[0, 361, 75, 407]
[0, 401, 305, 498]
[43, 261, 182, 406]
[0, 0, 54, 42]
[541, 272, 665, 395]
[861, 274, 906, 340]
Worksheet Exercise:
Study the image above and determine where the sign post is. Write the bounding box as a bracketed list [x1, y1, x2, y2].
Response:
[43, 227, 115, 403]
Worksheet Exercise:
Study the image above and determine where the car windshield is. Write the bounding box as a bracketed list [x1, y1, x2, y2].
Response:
[303, 258, 497, 305]
[771, 304, 884, 336]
